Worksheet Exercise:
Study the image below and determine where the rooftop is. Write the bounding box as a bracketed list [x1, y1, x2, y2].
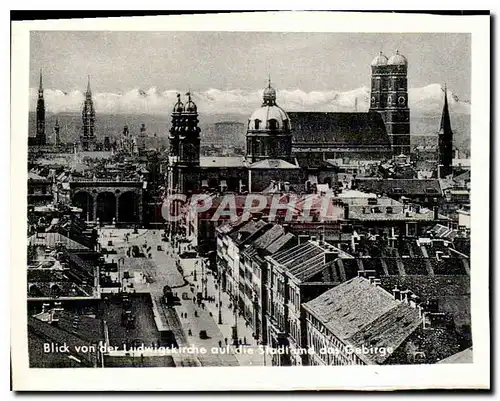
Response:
[355, 178, 442, 196]
[289, 112, 391, 148]
[28, 232, 90, 251]
[200, 156, 247, 168]
[303, 277, 421, 364]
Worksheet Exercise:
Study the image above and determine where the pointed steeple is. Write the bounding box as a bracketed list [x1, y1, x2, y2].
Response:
[38, 69, 43, 92]
[438, 83, 454, 178]
[440, 83, 452, 133]
[86, 75, 92, 96]
[36, 69, 46, 145]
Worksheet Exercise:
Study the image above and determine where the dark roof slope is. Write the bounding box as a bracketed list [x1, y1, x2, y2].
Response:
[289, 111, 391, 148]
[355, 178, 442, 196]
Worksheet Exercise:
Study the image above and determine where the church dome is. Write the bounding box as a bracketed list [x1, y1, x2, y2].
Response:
[248, 105, 290, 131]
[184, 92, 197, 113]
[173, 93, 183, 113]
[248, 79, 291, 131]
[371, 52, 388, 66]
[388, 51, 408, 66]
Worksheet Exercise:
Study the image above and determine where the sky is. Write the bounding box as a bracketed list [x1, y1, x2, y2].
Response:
[30, 31, 471, 101]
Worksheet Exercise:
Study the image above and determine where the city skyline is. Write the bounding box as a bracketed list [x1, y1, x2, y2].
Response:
[30, 32, 471, 101]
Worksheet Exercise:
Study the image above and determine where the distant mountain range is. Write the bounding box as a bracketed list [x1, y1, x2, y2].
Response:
[28, 109, 470, 152]
[27, 83, 470, 151]
[29, 84, 470, 116]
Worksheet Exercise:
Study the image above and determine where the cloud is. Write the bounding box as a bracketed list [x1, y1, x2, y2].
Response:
[30, 84, 470, 115]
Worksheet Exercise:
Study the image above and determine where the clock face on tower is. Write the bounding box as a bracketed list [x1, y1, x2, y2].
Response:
[371, 96, 376, 105]
[398, 96, 406, 105]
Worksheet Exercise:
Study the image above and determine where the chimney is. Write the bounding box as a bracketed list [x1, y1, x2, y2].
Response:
[433, 206, 439, 220]
[324, 249, 339, 264]
[409, 294, 419, 308]
[298, 234, 310, 244]
[319, 233, 325, 245]
[392, 287, 401, 301]
[401, 290, 411, 303]
[42, 303, 50, 313]
[344, 205, 349, 219]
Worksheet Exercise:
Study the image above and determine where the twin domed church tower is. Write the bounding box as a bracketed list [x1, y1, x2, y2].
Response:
[369, 51, 410, 155]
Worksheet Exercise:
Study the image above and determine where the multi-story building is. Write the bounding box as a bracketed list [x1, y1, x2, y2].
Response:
[239, 224, 296, 343]
[264, 238, 355, 365]
[216, 219, 270, 300]
[303, 276, 466, 365]
[28, 171, 52, 206]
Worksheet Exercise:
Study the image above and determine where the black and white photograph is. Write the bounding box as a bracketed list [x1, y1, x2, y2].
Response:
[10, 12, 490, 391]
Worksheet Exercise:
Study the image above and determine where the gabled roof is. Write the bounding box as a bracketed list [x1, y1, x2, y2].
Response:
[453, 170, 471, 182]
[28, 171, 49, 182]
[289, 111, 391, 148]
[303, 277, 421, 364]
[252, 224, 286, 250]
[266, 232, 297, 254]
[249, 159, 300, 169]
[28, 314, 103, 367]
[229, 219, 269, 246]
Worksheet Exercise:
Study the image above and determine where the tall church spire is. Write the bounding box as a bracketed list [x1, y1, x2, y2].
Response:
[38, 69, 43, 94]
[86, 75, 92, 96]
[81, 75, 96, 150]
[438, 84, 454, 178]
[36, 69, 46, 145]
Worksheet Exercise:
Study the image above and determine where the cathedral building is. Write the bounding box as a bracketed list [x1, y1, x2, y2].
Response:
[80, 76, 97, 151]
[166, 53, 406, 197]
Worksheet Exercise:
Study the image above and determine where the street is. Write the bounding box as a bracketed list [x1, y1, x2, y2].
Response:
[98, 227, 265, 366]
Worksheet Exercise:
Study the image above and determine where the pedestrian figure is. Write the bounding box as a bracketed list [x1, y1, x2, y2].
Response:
[194, 311, 198, 317]
[224, 338, 228, 345]
[244, 337, 247, 345]
[218, 340, 222, 348]
[209, 312, 213, 317]
[188, 329, 192, 336]
[239, 339, 242, 346]
[202, 304, 205, 310]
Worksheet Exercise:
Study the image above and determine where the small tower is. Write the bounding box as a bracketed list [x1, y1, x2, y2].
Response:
[169, 93, 183, 159]
[438, 84, 454, 178]
[36, 69, 46, 146]
[81, 75, 97, 151]
[54, 118, 60, 146]
[166, 92, 201, 194]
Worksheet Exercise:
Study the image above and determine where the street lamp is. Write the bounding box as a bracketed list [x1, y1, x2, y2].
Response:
[117, 257, 125, 291]
[218, 275, 223, 325]
[232, 300, 239, 346]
